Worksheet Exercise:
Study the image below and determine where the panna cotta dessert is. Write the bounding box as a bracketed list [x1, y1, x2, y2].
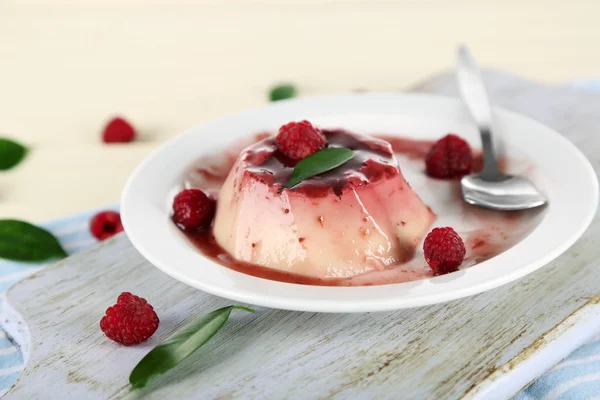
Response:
[212, 123, 436, 279]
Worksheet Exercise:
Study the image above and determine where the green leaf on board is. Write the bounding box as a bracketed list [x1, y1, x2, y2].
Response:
[129, 305, 254, 389]
[278, 147, 354, 193]
[0, 220, 68, 261]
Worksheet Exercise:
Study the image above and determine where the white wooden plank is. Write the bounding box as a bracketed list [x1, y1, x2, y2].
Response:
[1, 222, 598, 399]
[2, 71, 600, 399]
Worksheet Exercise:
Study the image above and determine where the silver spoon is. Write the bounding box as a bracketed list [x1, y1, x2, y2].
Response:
[456, 45, 547, 211]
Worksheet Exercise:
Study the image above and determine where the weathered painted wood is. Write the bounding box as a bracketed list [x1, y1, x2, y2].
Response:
[3, 71, 600, 399]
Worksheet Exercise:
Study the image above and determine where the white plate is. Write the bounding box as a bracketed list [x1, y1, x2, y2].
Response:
[121, 93, 598, 313]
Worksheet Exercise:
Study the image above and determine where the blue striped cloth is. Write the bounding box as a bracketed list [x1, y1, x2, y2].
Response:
[0, 207, 111, 396]
[516, 337, 600, 400]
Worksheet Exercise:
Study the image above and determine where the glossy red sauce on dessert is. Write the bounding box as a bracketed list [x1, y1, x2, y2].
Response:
[243, 130, 399, 196]
[181, 132, 543, 286]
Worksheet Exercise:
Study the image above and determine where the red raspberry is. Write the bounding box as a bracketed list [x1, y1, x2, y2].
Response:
[423, 227, 466, 275]
[100, 292, 159, 345]
[172, 189, 216, 231]
[425, 134, 472, 179]
[102, 116, 136, 143]
[275, 120, 327, 160]
[90, 211, 123, 241]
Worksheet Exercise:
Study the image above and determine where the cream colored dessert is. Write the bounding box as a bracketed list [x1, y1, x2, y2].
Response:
[213, 130, 435, 279]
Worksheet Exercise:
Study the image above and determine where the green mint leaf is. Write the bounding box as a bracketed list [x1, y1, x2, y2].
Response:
[279, 148, 354, 193]
[269, 84, 297, 102]
[0, 138, 28, 171]
[129, 305, 254, 389]
[0, 220, 68, 261]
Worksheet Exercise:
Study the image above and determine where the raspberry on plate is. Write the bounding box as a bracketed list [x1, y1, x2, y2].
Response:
[425, 134, 472, 179]
[102, 116, 136, 143]
[100, 292, 159, 345]
[275, 120, 327, 160]
[90, 211, 124, 241]
[172, 189, 216, 231]
[423, 227, 466, 275]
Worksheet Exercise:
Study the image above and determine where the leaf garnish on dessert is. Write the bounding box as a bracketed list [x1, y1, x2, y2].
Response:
[279, 147, 354, 193]
[129, 305, 254, 389]
[0, 220, 68, 261]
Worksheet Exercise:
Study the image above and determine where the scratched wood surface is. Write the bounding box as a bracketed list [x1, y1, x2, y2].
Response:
[3, 71, 600, 399]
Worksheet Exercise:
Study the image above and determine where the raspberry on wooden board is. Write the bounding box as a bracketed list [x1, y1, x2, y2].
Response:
[100, 292, 159, 345]
[89, 211, 124, 241]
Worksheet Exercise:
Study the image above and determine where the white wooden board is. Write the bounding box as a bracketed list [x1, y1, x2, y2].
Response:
[2, 70, 600, 399]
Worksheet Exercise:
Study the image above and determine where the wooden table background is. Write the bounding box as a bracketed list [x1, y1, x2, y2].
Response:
[1, 0, 599, 222]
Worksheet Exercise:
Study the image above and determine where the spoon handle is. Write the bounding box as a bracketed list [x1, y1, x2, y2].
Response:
[456, 45, 501, 180]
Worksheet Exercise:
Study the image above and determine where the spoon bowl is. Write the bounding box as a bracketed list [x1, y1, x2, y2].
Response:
[461, 174, 547, 211]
